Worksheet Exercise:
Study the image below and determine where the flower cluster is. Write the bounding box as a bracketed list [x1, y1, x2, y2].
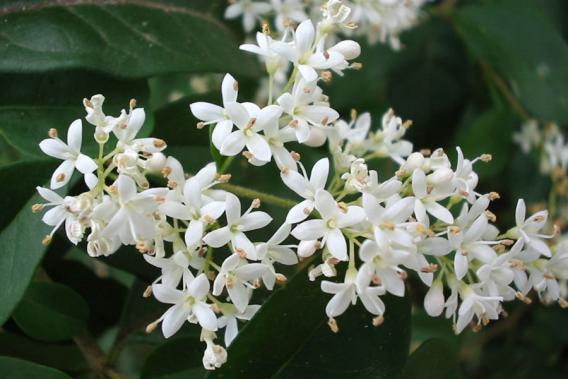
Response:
[226, 0, 430, 49]
[33, 0, 567, 371]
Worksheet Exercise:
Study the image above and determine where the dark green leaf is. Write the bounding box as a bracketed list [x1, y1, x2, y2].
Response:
[455, 0, 568, 123]
[0, 193, 60, 325]
[12, 281, 89, 342]
[0, 332, 87, 372]
[141, 336, 206, 379]
[401, 338, 462, 379]
[0, 159, 56, 231]
[0, 1, 257, 78]
[0, 356, 71, 379]
[276, 296, 411, 378]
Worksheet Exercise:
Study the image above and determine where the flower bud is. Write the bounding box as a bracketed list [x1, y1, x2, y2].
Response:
[404, 152, 424, 172]
[145, 152, 167, 173]
[303, 127, 327, 147]
[298, 240, 320, 258]
[330, 40, 361, 60]
[428, 167, 454, 186]
[424, 280, 445, 317]
[202, 342, 227, 370]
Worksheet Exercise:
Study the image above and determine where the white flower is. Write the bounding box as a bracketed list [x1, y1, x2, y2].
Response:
[411, 169, 454, 226]
[277, 79, 339, 143]
[321, 269, 358, 318]
[358, 239, 406, 296]
[190, 74, 240, 151]
[217, 304, 260, 346]
[212, 254, 267, 312]
[220, 103, 281, 163]
[241, 32, 286, 75]
[367, 109, 413, 164]
[424, 280, 445, 317]
[113, 108, 165, 154]
[35, 187, 87, 244]
[144, 250, 193, 288]
[508, 199, 553, 258]
[281, 157, 329, 223]
[160, 177, 225, 249]
[455, 285, 502, 334]
[201, 330, 228, 370]
[271, 0, 308, 31]
[153, 273, 217, 337]
[291, 189, 364, 261]
[101, 175, 167, 245]
[256, 223, 298, 288]
[225, 0, 272, 32]
[39, 119, 97, 189]
[203, 193, 272, 259]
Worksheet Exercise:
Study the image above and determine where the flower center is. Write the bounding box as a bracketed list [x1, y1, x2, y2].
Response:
[326, 219, 337, 229]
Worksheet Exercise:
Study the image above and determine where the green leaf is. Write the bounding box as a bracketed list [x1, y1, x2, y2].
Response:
[0, 1, 257, 78]
[401, 339, 462, 379]
[276, 296, 411, 378]
[141, 336, 206, 379]
[0, 159, 56, 231]
[0, 192, 59, 325]
[0, 332, 87, 372]
[0, 71, 152, 157]
[12, 281, 89, 342]
[0, 356, 71, 379]
[455, 0, 568, 123]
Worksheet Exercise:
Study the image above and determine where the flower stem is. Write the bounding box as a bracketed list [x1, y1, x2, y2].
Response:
[282, 65, 298, 94]
[219, 156, 235, 174]
[217, 182, 297, 209]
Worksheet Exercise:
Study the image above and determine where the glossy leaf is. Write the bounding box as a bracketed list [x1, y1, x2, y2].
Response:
[12, 281, 89, 342]
[0, 356, 71, 379]
[455, 0, 568, 123]
[141, 336, 206, 379]
[0, 159, 56, 231]
[401, 338, 462, 379]
[0, 1, 257, 78]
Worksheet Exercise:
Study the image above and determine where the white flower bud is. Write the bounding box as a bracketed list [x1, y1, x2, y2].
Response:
[404, 152, 424, 172]
[303, 127, 327, 147]
[202, 342, 227, 370]
[330, 40, 361, 60]
[298, 240, 320, 258]
[424, 280, 445, 317]
[428, 167, 454, 186]
[145, 152, 167, 173]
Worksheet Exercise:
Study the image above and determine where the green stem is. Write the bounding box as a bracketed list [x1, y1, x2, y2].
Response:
[282, 65, 298, 94]
[217, 183, 297, 209]
[219, 156, 235, 174]
[268, 73, 274, 105]
[202, 246, 214, 275]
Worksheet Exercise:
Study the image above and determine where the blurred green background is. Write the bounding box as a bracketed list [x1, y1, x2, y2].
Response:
[0, 0, 566, 378]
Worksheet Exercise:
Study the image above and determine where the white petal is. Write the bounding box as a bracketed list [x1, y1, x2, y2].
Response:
[50, 160, 74, 189]
[152, 284, 184, 304]
[246, 133, 272, 162]
[39, 138, 69, 160]
[232, 232, 257, 259]
[359, 240, 379, 262]
[515, 199, 526, 226]
[185, 220, 204, 248]
[337, 206, 365, 228]
[75, 154, 97, 174]
[240, 211, 272, 231]
[412, 169, 427, 199]
[225, 102, 250, 129]
[42, 206, 66, 226]
[193, 302, 218, 331]
[66, 119, 83, 151]
[315, 189, 337, 220]
[225, 193, 241, 225]
[286, 199, 314, 224]
[222, 74, 238, 104]
[281, 169, 310, 198]
[326, 228, 347, 261]
[212, 120, 234, 151]
[188, 273, 210, 299]
[36, 186, 62, 203]
[295, 20, 315, 54]
[298, 64, 318, 82]
[425, 202, 454, 224]
[325, 288, 351, 317]
[116, 175, 137, 204]
[220, 130, 247, 157]
[160, 202, 191, 220]
[291, 219, 326, 240]
[203, 227, 232, 248]
[309, 158, 329, 190]
[224, 317, 239, 346]
[228, 281, 250, 312]
[454, 252, 469, 280]
[190, 102, 224, 122]
[162, 304, 189, 338]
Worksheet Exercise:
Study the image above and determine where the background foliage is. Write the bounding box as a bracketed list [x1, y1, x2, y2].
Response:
[0, 0, 566, 378]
